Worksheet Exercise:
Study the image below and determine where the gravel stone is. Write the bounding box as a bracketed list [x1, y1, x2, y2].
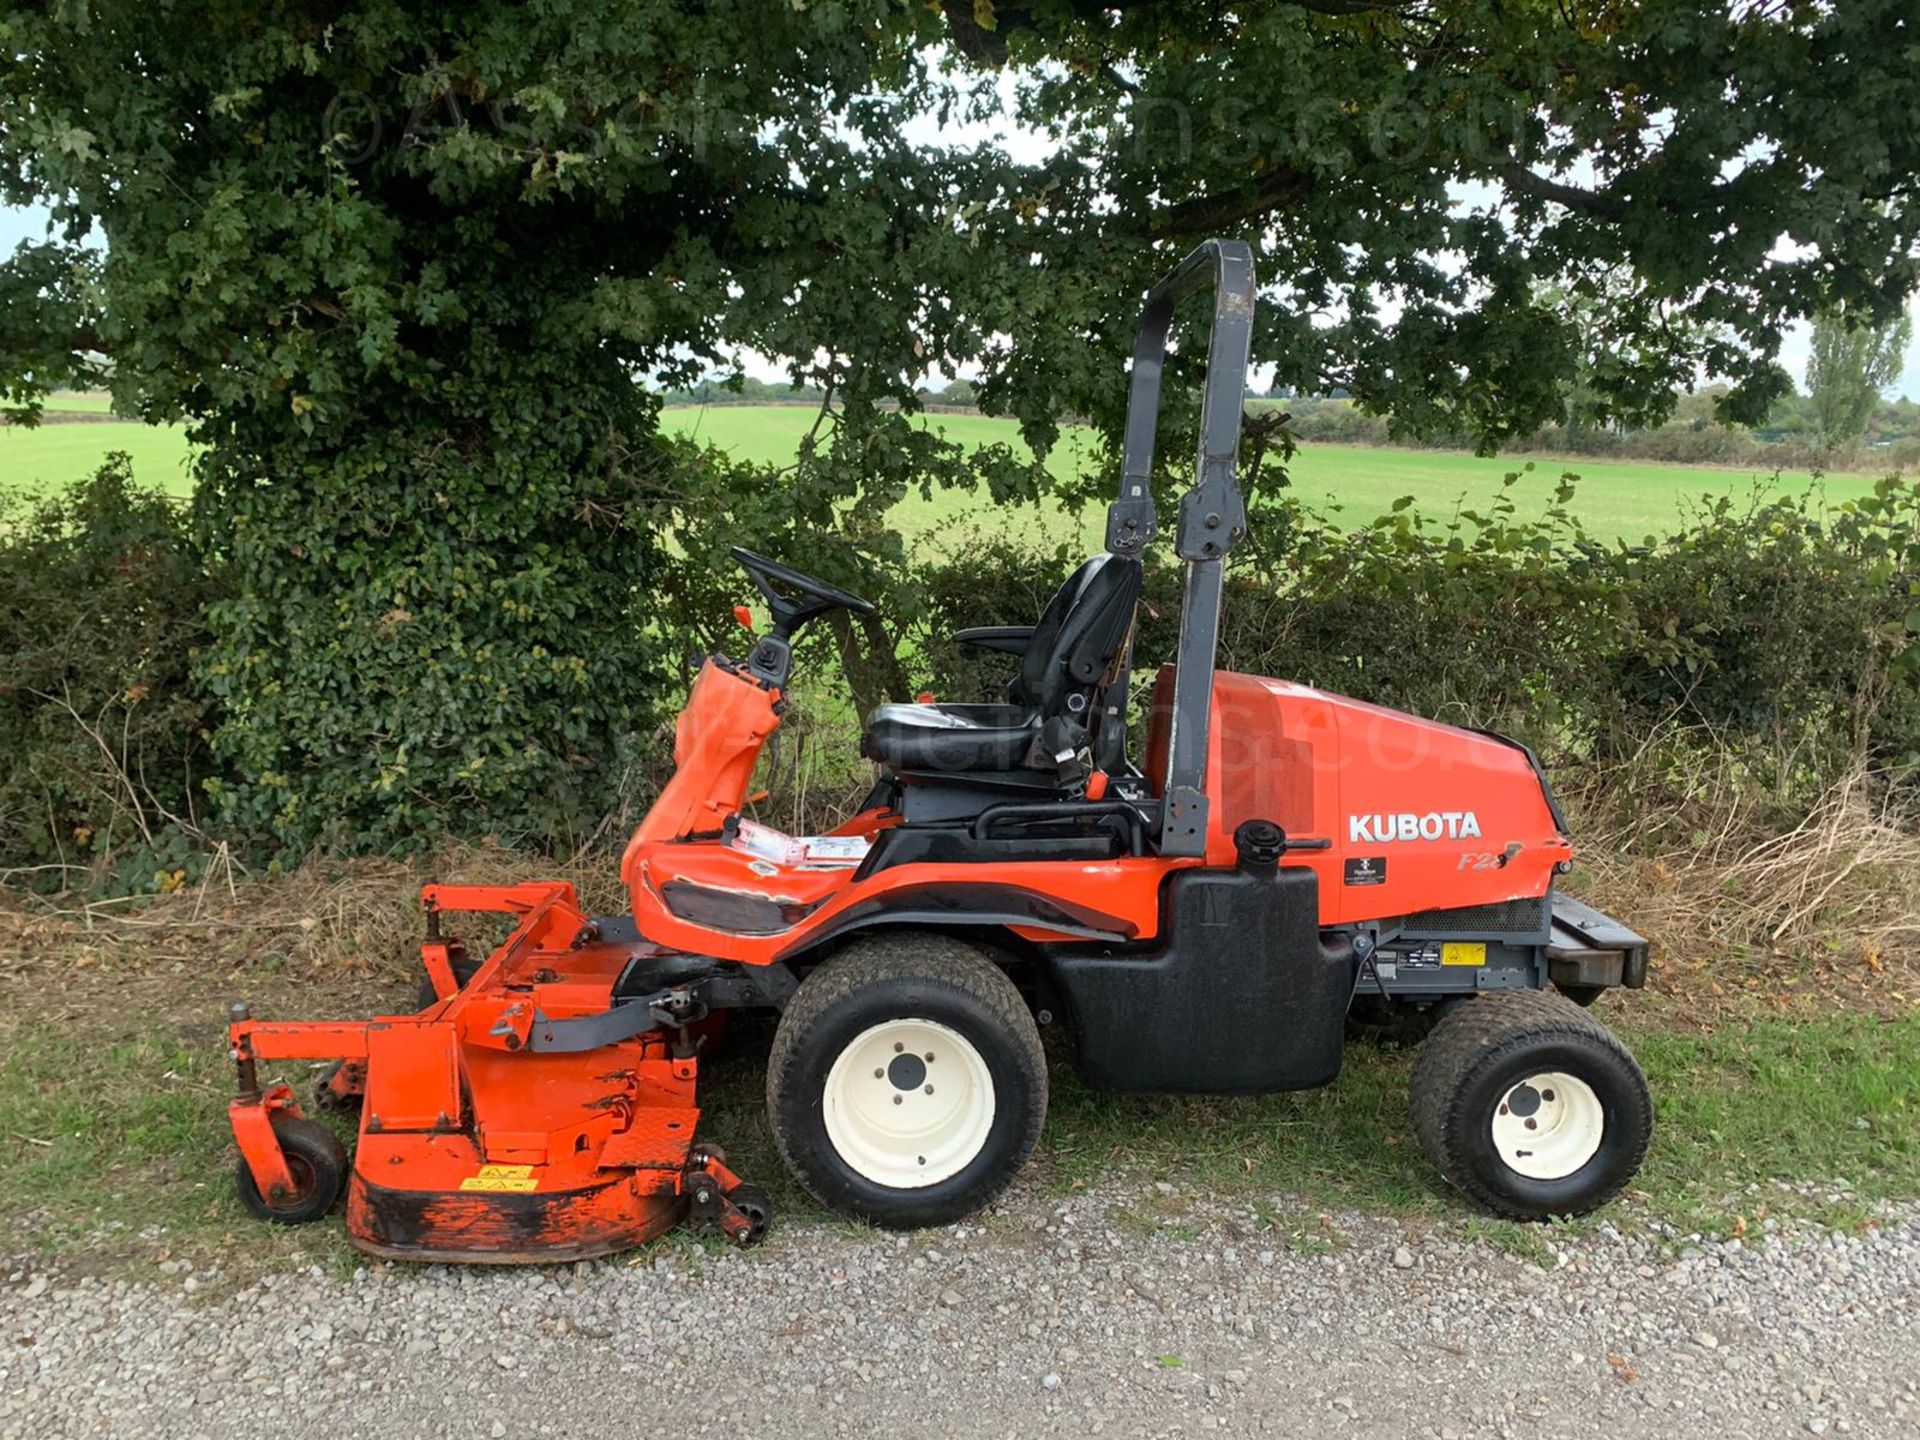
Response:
[2, 1179, 1915, 1439]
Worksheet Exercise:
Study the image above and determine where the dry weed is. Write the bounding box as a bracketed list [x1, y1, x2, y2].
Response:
[1571, 753, 1920, 1012]
[0, 839, 622, 980]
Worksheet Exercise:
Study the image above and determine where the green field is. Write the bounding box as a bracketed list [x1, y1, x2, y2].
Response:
[0, 413, 197, 501]
[0, 401, 1898, 543]
[41, 392, 120, 415]
[669, 405, 1895, 545]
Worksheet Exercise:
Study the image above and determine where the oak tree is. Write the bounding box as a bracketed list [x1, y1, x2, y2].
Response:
[4, 0, 1915, 849]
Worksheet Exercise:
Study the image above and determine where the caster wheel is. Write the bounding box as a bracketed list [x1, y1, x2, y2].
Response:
[235, 1116, 349, 1224]
[726, 1183, 773, 1246]
[414, 952, 481, 1010]
[1410, 990, 1652, 1220]
[767, 935, 1046, 1229]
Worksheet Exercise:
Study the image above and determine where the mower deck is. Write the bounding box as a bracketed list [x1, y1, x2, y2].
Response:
[228, 881, 767, 1262]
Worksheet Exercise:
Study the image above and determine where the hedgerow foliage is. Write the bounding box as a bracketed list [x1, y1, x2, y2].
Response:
[5, 459, 1919, 884]
[0, 456, 224, 888]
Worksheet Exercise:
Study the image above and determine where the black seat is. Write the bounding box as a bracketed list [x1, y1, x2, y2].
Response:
[863, 553, 1143, 775]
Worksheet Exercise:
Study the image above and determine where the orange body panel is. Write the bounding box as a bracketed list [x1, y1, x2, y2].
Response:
[626, 661, 782, 848]
[618, 657, 1569, 964]
[1152, 668, 1571, 925]
[620, 658, 1196, 959]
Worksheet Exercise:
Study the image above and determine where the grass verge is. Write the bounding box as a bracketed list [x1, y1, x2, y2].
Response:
[1, 961, 1913, 1279]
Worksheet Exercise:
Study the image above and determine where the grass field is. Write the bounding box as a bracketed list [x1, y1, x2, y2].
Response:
[665, 404, 1894, 546]
[40, 392, 120, 415]
[0, 413, 196, 500]
[0, 401, 1899, 543]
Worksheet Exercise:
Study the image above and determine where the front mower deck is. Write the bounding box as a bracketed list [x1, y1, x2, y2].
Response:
[228, 881, 767, 1262]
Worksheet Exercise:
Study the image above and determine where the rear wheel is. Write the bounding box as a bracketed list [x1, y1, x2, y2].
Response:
[767, 935, 1046, 1228]
[1410, 989, 1651, 1220]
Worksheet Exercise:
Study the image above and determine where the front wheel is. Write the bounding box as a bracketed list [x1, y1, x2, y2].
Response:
[235, 1115, 349, 1224]
[767, 935, 1046, 1228]
[1410, 989, 1652, 1220]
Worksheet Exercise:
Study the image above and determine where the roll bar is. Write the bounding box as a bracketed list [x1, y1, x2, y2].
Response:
[1104, 240, 1256, 858]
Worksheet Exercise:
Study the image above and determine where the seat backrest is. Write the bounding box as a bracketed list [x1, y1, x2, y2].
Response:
[1010, 553, 1144, 716]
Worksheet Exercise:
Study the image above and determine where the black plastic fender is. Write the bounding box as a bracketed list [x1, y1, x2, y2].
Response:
[1043, 865, 1356, 1094]
[772, 881, 1138, 964]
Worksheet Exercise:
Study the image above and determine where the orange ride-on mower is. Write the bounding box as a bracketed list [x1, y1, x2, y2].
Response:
[226, 240, 1653, 1260]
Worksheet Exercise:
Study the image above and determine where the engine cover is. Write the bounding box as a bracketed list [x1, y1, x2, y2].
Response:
[1145, 668, 1572, 926]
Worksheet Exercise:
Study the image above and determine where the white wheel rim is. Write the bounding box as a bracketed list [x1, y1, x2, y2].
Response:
[1489, 1071, 1605, 1180]
[822, 1019, 995, 1188]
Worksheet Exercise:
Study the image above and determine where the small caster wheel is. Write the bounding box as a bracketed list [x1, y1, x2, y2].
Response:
[414, 952, 481, 1011]
[726, 1183, 773, 1247]
[235, 1116, 348, 1224]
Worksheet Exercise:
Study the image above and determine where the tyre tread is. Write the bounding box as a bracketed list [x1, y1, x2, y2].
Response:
[1410, 988, 1650, 1219]
[767, 934, 1045, 1226]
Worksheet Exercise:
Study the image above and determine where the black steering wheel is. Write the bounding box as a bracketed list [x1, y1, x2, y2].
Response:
[730, 546, 877, 638]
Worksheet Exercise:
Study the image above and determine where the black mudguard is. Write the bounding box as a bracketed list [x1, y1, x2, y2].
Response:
[1043, 865, 1355, 1094]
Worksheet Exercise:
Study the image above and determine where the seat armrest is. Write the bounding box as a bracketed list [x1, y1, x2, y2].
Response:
[954, 625, 1036, 656]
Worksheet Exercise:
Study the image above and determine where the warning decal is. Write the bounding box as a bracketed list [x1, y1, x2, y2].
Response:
[459, 1164, 539, 1193]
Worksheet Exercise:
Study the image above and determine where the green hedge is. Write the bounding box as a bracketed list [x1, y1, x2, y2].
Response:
[0, 455, 225, 890]
[918, 475, 1920, 806]
[5, 461, 1917, 889]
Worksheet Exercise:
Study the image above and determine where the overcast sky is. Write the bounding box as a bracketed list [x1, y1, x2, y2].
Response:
[6, 193, 1916, 403]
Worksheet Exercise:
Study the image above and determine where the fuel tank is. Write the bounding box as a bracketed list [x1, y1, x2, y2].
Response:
[1145, 668, 1572, 926]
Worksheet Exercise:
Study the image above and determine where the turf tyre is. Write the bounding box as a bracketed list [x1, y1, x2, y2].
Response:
[1410, 989, 1651, 1220]
[234, 1116, 349, 1224]
[767, 935, 1046, 1228]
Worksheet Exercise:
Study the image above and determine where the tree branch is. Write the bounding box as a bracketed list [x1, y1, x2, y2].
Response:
[1143, 166, 1315, 239]
[1496, 161, 1631, 222]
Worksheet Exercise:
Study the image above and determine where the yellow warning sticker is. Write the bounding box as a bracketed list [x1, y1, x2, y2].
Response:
[459, 1164, 538, 1193]
[1440, 942, 1488, 967]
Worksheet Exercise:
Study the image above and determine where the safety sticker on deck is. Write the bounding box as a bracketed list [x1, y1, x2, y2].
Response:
[459, 1164, 538, 1193]
[1440, 942, 1488, 967]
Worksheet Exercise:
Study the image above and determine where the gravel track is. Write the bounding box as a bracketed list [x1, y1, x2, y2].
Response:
[4, 1181, 1917, 1440]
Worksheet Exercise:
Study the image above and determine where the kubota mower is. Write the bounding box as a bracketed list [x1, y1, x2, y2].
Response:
[226, 240, 1653, 1260]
